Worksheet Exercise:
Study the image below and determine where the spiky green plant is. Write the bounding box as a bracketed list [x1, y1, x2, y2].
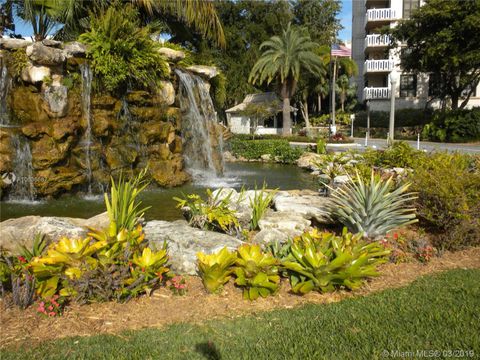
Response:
[105, 169, 151, 237]
[249, 183, 277, 230]
[197, 247, 237, 294]
[328, 171, 418, 238]
[282, 228, 390, 294]
[234, 244, 280, 300]
[17, 234, 48, 262]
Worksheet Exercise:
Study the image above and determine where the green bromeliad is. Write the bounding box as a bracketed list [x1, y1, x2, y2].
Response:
[282, 228, 390, 294]
[197, 247, 237, 294]
[234, 244, 280, 300]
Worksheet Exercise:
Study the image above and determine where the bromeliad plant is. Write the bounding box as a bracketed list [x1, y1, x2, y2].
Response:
[197, 247, 237, 294]
[282, 228, 390, 294]
[174, 189, 240, 236]
[234, 244, 280, 301]
[328, 171, 418, 238]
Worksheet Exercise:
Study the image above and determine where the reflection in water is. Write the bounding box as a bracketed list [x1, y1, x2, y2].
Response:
[1, 162, 319, 221]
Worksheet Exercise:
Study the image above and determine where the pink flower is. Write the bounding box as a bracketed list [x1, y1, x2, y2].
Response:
[48, 312, 56, 317]
[48, 305, 54, 311]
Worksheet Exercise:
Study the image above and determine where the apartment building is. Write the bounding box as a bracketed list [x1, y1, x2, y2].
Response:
[351, 0, 480, 111]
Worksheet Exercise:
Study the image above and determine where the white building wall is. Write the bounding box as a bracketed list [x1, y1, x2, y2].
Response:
[352, 0, 480, 110]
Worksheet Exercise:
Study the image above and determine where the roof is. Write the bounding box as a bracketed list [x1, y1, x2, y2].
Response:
[225, 92, 297, 113]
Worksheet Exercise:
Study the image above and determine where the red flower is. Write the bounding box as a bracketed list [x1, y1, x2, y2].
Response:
[17, 256, 27, 263]
[393, 233, 399, 240]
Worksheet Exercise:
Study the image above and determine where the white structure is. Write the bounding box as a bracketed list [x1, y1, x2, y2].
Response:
[352, 0, 480, 111]
[225, 93, 296, 135]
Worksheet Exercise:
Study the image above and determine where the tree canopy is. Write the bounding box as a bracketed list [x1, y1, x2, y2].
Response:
[389, 0, 480, 109]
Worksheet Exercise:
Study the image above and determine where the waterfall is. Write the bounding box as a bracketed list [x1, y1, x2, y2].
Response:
[9, 134, 36, 201]
[80, 63, 94, 194]
[175, 69, 224, 180]
[0, 58, 11, 125]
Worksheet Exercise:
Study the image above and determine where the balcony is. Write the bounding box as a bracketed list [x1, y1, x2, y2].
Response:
[365, 34, 390, 48]
[364, 59, 394, 73]
[366, 8, 397, 23]
[364, 87, 390, 100]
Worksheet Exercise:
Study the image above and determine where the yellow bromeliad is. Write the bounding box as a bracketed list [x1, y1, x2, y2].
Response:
[197, 247, 237, 294]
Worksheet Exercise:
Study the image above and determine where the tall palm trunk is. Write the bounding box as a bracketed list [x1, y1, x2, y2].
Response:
[317, 94, 322, 113]
[282, 96, 291, 136]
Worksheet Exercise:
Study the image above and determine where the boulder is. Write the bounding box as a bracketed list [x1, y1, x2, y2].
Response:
[297, 152, 323, 170]
[273, 190, 331, 223]
[157, 80, 175, 105]
[252, 229, 290, 245]
[31, 135, 73, 169]
[20, 64, 51, 84]
[186, 65, 219, 79]
[41, 39, 62, 48]
[0, 212, 110, 252]
[42, 85, 69, 118]
[63, 41, 87, 57]
[333, 175, 350, 185]
[26, 42, 66, 66]
[0, 38, 32, 50]
[258, 211, 311, 238]
[158, 47, 185, 62]
[0, 216, 86, 252]
[144, 220, 244, 275]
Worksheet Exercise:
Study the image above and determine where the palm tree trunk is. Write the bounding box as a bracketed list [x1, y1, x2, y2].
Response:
[282, 96, 291, 136]
[318, 94, 322, 113]
[301, 100, 310, 137]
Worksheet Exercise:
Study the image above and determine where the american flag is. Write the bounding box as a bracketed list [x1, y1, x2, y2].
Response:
[331, 44, 351, 57]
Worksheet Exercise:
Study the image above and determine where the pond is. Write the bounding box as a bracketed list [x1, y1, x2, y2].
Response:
[0, 162, 319, 222]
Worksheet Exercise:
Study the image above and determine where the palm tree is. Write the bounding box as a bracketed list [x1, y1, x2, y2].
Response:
[16, 0, 225, 47]
[248, 24, 323, 136]
[315, 78, 329, 113]
[336, 74, 350, 112]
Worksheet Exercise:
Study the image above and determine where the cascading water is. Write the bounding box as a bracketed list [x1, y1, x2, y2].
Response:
[9, 134, 36, 201]
[175, 70, 224, 182]
[80, 63, 94, 194]
[1, 57, 11, 125]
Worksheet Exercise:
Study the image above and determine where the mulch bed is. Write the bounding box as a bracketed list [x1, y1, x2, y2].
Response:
[1, 247, 479, 349]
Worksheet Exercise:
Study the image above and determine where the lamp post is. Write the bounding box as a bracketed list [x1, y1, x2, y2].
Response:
[388, 69, 398, 146]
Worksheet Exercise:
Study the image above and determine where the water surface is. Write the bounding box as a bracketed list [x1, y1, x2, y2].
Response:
[1, 162, 318, 221]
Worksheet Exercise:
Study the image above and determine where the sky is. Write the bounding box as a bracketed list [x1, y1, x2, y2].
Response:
[12, 0, 353, 42]
[339, 0, 353, 42]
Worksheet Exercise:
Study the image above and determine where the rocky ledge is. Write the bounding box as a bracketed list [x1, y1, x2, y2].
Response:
[0, 190, 333, 275]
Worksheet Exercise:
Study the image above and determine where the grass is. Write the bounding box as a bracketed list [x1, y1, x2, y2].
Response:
[2, 269, 479, 359]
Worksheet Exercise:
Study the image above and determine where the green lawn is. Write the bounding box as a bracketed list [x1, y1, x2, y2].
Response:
[2, 269, 479, 360]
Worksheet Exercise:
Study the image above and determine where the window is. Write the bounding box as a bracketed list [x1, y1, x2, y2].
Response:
[428, 73, 442, 97]
[403, 0, 420, 19]
[400, 74, 417, 97]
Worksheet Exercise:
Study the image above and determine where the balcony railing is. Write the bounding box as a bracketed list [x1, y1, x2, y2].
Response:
[366, 8, 397, 23]
[365, 34, 390, 48]
[364, 87, 390, 100]
[364, 59, 394, 73]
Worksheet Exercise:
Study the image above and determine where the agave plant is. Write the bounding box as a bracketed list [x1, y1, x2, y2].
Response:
[197, 247, 237, 294]
[328, 171, 418, 238]
[282, 228, 390, 294]
[234, 244, 280, 300]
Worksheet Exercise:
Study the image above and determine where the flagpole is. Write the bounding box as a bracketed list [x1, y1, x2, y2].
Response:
[331, 55, 337, 134]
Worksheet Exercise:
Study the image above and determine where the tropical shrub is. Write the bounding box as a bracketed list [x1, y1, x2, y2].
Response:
[0, 253, 35, 309]
[410, 152, 480, 250]
[174, 189, 240, 235]
[234, 244, 280, 300]
[422, 108, 480, 142]
[249, 184, 277, 230]
[316, 138, 327, 154]
[282, 229, 390, 294]
[228, 139, 303, 163]
[79, 5, 169, 93]
[197, 247, 237, 294]
[328, 172, 418, 238]
[363, 141, 424, 169]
